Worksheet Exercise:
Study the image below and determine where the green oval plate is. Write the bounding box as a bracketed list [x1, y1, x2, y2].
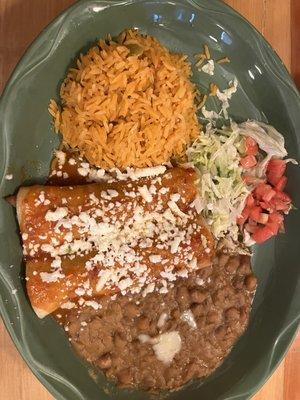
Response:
[0, 1, 300, 399]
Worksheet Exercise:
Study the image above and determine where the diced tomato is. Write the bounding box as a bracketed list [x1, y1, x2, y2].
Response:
[249, 206, 262, 222]
[240, 155, 257, 169]
[245, 222, 258, 234]
[245, 137, 258, 156]
[274, 191, 291, 203]
[269, 192, 291, 212]
[275, 176, 287, 192]
[249, 206, 269, 224]
[267, 212, 284, 234]
[237, 207, 250, 225]
[263, 188, 276, 202]
[259, 201, 272, 211]
[246, 194, 255, 208]
[270, 200, 290, 212]
[252, 225, 275, 244]
[267, 159, 286, 186]
[269, 212, 284, 225]
[254, 183, 275, 202]
[267, 222, 280, 235]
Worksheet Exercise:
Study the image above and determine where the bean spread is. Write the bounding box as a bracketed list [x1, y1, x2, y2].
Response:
[55, 252, 256, 391]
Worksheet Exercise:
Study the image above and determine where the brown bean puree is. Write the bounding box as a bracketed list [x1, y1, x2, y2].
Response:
[55, 252, 256, 391]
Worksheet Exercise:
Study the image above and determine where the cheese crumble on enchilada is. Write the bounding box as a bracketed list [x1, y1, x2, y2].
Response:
[16, 167, 214, 317]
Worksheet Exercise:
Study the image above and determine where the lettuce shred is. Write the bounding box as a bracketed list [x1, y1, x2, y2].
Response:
[187, 124, 250, 239]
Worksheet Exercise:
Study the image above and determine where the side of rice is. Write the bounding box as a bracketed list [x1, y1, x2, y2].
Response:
[49, 29, 200, 169]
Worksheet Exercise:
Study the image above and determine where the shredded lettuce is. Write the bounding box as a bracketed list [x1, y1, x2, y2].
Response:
[236, 120, 287, 158]
[187, 119, 296, 241]
[235, 120, 297, 179]
[187, 124, 250, 239]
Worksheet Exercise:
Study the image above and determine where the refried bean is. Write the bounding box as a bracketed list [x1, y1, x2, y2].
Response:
[55, 252, 257, 391]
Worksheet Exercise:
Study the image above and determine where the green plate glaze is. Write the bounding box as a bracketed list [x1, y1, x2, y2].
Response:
[0, 1, 300, 399]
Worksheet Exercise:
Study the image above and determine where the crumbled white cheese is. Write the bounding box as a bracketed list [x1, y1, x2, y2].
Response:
[216, 78, 238, 118]
[189, 258, 198, 269]
[40, 270, 65, 283]
[181, 310, 197, 329]
[149, 255, 162, 264]
[78, 167, 89, 177]
[142, 282, 155, 297]
[118, 277, 133, 291]
[5, 174, 13, 181]
[163, 209, 176, 223]
[177, 269, 188, 278]
[167, 201, 188, 218]
[45, 207, 68, 222]
[159, 187, 169, 195]
[157, 312, 168, 329]
[55, 150, 66, 166]
[51, 258, 62, 269]
[152, 331, 182, 364]
[61, 301, 76, 309]
[201, 59, 215, 75]
[81, 162, 90, 169]
[85, 300, 101, 310]
[78, 298, 85, 306]
[191, 197, 204, 214]
[68, 158, 76, 165]
[170, 193, 180, 202]
[22, 233, 28, 241]
[170, 236, 182, 254]
[65, 232, 73, 242]
[75, 287, 85, 296]
[129, 165, 166, 180]
[196, 277, 205, 286]
[107, 189, 118, 198]
[96, 269, 115, 292]
[138, 334, 154, 344]
[138, 185, 153, 203]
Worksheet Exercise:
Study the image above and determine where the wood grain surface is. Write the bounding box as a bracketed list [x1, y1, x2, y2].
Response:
[0, 1, 299, 399]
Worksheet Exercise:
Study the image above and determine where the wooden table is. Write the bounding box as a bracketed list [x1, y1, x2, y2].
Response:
[0, 1, 299, 399]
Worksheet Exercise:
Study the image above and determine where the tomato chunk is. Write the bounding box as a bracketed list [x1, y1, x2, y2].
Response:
[252, 226, 275, 244]
[259, 201, 272, 211]
[265, 213, 284, 235]
[269, 191, 291, 211]
[267, 159, 286, 186]
[240, 155, 257, 169]
[274, 191, 291, 203]
[267, 222, 280, 235]
[254, 183, 275, 201]
[246, 194, 255, 208]
[269, 212, 284, 225]
[245, 137, 258, 156]
[249, 206, 262, 222]
[249, 206, 269, 224]
[263, 188, 276, 202]
[275, 176, 287, 192]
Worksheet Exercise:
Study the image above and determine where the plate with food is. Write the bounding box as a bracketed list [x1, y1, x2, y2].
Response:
[0, 0, 300, 399]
